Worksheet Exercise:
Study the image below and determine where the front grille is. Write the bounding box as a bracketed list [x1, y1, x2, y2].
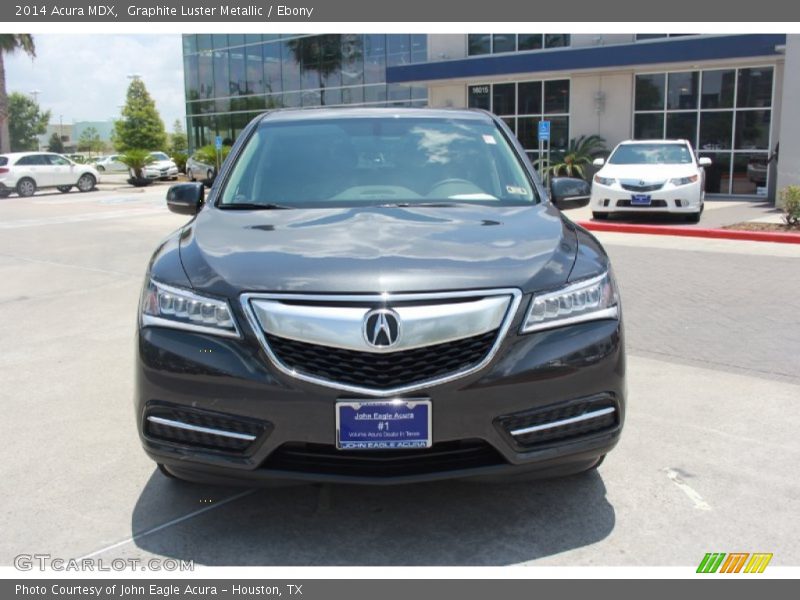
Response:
[621, 182, 664, 192]
[497, 396, 618, 449]
[266, 330, 498, 390]
[262, 439, 506, 477]
[616, 199, 668, 208]
[144, 404, 269, 454]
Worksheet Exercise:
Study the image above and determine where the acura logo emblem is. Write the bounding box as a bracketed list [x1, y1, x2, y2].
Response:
[639, 180, 646, 186]
[363, 308, 401, 348]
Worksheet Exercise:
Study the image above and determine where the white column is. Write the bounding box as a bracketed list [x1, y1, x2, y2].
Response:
[776, 34, 800, 205]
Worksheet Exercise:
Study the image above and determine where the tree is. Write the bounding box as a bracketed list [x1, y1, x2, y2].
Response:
[77, 126, 104, 154]
[287, 35, 348, 106]
[536, 135, 608, 180]
[113, 78, 167, 152]
[118, 149, 155, 181]
[48, 132, 64, 153]
[170, 119, 187, 154]
[8, 92, 49, 151]
[0, 34, 36, 153]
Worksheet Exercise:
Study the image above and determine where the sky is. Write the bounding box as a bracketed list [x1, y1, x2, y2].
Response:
[4, 34, 185, 132]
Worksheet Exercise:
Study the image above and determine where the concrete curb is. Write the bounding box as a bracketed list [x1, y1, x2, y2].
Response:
[577, 221, 800, 245]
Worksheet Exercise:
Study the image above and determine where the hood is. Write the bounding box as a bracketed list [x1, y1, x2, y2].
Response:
[599, 163, 697, 181]
[148, 159, 176, 169]
[178, 204, 578, 297]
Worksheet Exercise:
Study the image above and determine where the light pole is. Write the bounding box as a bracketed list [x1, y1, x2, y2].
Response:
[29, 89, 41, 103]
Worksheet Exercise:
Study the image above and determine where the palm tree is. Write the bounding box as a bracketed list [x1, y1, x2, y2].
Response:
[536, 134, 608, 180]
[0, 34, 36, 153]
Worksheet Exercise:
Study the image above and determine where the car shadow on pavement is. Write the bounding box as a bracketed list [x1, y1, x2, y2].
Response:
[130, 467, 615, 565]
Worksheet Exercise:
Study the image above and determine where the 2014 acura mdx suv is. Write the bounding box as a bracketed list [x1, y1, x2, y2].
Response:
[136, 108, 626, 486]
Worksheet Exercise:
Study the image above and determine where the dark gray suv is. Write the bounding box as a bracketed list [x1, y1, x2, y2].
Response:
[136, 108, 625, 485]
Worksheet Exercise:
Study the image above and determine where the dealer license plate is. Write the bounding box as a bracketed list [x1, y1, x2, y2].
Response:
[336, 399, 432, 450]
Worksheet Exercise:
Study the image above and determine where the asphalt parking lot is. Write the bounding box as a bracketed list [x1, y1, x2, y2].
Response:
[1, 186, 799, 567]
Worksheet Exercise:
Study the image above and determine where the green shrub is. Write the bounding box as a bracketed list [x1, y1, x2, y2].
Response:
[171, 151, 188, 174]
[118, 149, 155, 179]
[195, 144, 232, 170]
[780, 185, 800, 226]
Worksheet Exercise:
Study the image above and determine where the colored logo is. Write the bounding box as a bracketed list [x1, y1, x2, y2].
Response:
[696, 552, 773, 573]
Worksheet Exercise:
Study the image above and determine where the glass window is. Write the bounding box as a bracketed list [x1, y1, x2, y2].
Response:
[196, 34, 212, 52]
[213, 50, 230, 97]
[699, 152, 731, 194]
[387, 34, 411, 67]
[342, 86, 364, 104]
[608, 142, 693, 165]
[212, 35, 229, 50]
[197, 52, 214, 99]
[737, 67, 773, 108]
[364, 84, 387, 104]
[341, 34, 364, 87]
[228, 48, 246, 95]
[220, 117, 537, 207]
[699, 111, 733, 150]
[666, 112, 697, 144]
[517, 117, 541, 150]
[388, 84, 411, 102]
[468, 85, 491, 110]
[182, 34, 197, 55]
[549, 116, 569, 151]
[635, 74, 666, 111]
[701, 69, 735, 109]
[492, 83, 515, 116]
[468, 34, 491, 56]
[517, 81, 542, 115]
[245, 34, 263, 45]
[634, 113, 664, 139]
[228, 34, 245, 48]
[517, 34, 543, 51]
[545, 34, 570, 48]
[636, 34, 668, 40]
[544, 80, 569, 114]
[732, 153, 769, 195]
[281, 40, 302, 92]
[364, 34, 386, 85]
[492, 34, 516, 53]
[245, 44, 265, 95]
[410, 34, 427, 62]
[735, 110, 771, 150]
[262, 42, 281, 94]
[184, 54, 199, 100]
[667, 72, 698, 110]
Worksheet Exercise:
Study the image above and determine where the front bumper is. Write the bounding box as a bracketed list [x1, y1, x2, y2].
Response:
[591, 182, 702, 214]
[136, 309, 626, 486]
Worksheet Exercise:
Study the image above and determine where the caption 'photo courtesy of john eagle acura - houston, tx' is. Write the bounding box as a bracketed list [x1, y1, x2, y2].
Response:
[135, 107, 626, 486]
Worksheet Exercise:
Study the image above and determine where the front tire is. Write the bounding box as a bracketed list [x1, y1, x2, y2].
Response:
[57, 185, 72, 193]
[686, 211, 702, 224]
[187, 168, 195, 181]
[77, 173, 96, 193]
[0, 190, 11, 198]
[592, 211, 609, 220]
[16, 178, 36, 197]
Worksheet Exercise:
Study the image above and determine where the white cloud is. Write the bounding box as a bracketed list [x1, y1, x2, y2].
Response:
[4, 34, 185, 132]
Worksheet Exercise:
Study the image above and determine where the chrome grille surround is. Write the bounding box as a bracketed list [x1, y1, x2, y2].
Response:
[241, 289, 523, 397]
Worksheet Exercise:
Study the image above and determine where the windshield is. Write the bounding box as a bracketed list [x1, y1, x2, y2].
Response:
[149, 152, 170, 161]
[219, 116, 537, 208]
[608, 143, 694, 165]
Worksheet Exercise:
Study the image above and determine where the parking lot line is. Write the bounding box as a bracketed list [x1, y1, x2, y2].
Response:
[77, 489, 256, 560]
[664, 469, 711, 511]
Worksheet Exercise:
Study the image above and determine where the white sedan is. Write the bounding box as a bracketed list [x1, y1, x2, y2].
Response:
[143, 152, 179, 181]
[0, 152, 100, 197]
[590, 139, 710, 223]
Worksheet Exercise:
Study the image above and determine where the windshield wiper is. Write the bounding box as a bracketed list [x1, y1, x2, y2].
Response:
[219, 202, 294, 210]
[379, 202, 460, 208]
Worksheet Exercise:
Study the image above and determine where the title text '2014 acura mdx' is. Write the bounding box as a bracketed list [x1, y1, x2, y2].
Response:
[136, 108, 626, 486]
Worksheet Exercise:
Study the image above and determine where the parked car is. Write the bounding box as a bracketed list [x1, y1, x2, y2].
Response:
[0, 152, 100, 197]
[185, 152, 215, 182]
[143, 152, 180, 181]
[590, 139, 710, 223]
[95, 154, 128, 173]
[136, 108, 626, 486]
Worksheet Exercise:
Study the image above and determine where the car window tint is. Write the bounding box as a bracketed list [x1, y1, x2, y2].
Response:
[220, 117, 537, 207]
[608, 143, 693, 165]
[16, 155, 47, 166]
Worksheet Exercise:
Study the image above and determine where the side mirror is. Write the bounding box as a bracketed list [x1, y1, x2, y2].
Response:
[698, 157, 712, 167]
[592, 157, 605, 167]
[550, 177, 591, 210]
[167, 183, 204, 215]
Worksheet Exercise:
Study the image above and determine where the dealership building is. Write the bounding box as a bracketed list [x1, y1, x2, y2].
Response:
[182, 33, 799, 198]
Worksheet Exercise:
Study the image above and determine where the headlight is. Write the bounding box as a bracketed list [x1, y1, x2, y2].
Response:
[670, 175, 698, 186]
[140, 279, 240, 338]
[521, 271, 619, 333]
[593, 175, 616, 186]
